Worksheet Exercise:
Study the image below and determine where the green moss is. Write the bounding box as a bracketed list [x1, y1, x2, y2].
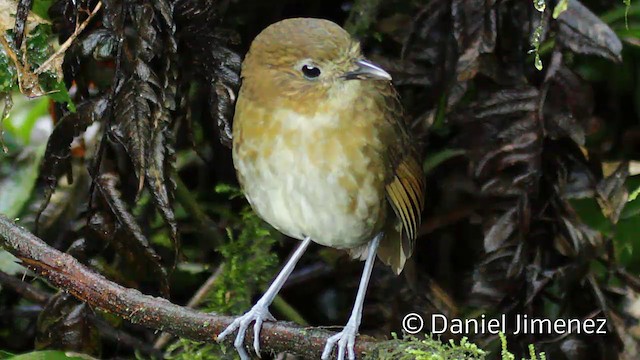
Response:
[364, 333, 545, 360]
[165, 339, 220, 360]
[366, 335, 486, 360]
[165, 185, 280, 358]
[498, 333, 546, 360]
[204, 186, 280, 314]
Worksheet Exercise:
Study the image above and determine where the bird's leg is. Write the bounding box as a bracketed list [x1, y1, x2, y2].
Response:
[217, 236, 312, 360]
[321, 232, 383, 360]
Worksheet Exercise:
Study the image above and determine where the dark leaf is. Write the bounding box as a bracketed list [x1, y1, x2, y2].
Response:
[596, 162, 629, 223]
[546, 113, 586, 145]
[616, 269, 640, 293]
[211, 82, 234, 148]
[560, 215, 604, 253]
[101, 0, 125, 34]
[87, 211, 158, 285]
[145, 127, 178, 257]
[78, 29, 117, 60]
[484, 207, 517, 253]
[13, 0, 34, 49]
[173, 0, 241, 148]
[48, 0, 97, 45]
[35, 293, 100, 355]
[95, 173, 169, 296]
[557, 0, 623, 62]
[37, 98, 108, 229]
[451, 0, 497, 81]
[453, 87, 541, 192]
[551, 67, 594, 121]
[110, 78, 155, 190]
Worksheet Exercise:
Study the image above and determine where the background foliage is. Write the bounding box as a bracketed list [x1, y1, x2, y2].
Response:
[1, 0, 640, 359]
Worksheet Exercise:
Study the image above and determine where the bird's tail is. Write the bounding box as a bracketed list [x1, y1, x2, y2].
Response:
[376, 221, 412, 275]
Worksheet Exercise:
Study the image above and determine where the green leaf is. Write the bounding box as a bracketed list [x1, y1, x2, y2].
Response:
[624, 0, 632, 28]
[24, 25, 75, 112]
[570, 198, 613, 235]
[0, 249, 24, 276]
[621, 177, 640, 218]
[530, 23, 545, 70]
[0, 144, 45, 218]
[615, 215, 640, 269]
[1, 96, 50, 145]
[46, 81, 75, 113]
[600, 2, 640, 25]
[25, 26, 53, 67]
[622, 196, 640, 219]
[0, 44, 17, 93]
[431, 92, 448, 134]
[32, 0, 55, 20]
[629, 185, 640, 202]
[214, 183, 243, 199]
[423, 149, 465, 175]
[8, 350, 96, 360]
[553, 0, 569, 19]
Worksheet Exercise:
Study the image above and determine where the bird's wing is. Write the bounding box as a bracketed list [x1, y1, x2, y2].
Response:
[386, 155, 425, 241]
[377, 84, 425, 274]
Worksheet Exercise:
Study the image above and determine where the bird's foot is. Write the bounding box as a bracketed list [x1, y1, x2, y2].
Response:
[321, 321, 359, 360]
[217, 302, 276, 360]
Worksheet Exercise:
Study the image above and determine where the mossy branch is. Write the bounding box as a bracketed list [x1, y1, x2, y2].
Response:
[0, 214, 379, 358]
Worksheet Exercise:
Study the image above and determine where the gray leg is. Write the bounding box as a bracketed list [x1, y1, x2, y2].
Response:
[321, 232, 383, 360]
[217, 236, 312, 359]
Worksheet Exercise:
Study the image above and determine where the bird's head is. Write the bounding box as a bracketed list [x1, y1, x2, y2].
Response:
[240, 18, 391, 111]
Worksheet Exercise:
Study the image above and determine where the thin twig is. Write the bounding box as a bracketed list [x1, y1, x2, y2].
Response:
[187, 264, 225, 308]
[153, 264, 225, 349]
[272, 294, 309, 326]
[0, 269, 49, 303]
[34, 1, 103, 75]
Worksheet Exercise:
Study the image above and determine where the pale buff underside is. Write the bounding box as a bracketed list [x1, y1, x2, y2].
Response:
[233, 81, 388, 250]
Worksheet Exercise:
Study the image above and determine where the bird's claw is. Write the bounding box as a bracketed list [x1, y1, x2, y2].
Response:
[217, 303, 276, 360]
[321, 323, 358, 360]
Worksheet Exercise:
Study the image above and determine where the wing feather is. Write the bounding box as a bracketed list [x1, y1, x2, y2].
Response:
[372, 82, 426, 274]
[386, 179, 415, 239]
[385, 156, 424, 241]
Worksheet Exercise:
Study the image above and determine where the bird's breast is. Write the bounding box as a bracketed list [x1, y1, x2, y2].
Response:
[232, 94, 388, 249]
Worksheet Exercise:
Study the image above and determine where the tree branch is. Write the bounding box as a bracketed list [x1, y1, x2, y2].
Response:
[0, 269, 164, 358]
[0, 214, 378, 358]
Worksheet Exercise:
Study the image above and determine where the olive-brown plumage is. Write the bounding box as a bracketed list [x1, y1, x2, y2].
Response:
[218, 18, 425, 360]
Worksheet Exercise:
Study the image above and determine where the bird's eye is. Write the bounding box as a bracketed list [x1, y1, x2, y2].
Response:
[301, 64, 321, 79]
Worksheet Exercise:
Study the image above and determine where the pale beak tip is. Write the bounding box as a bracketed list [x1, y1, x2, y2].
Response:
[344, 59, 392, 81]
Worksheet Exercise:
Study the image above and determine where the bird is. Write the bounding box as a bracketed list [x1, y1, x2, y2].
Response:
[217, 17, 425, 360]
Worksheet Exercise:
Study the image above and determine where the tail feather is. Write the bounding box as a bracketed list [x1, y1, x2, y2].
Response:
[376, 221, 412, 275]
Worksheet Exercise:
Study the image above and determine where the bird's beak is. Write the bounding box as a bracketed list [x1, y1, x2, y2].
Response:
[343, 59, 392, 81]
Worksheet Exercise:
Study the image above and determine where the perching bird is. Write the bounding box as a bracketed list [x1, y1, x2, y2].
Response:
[217, 18, 425, 360]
